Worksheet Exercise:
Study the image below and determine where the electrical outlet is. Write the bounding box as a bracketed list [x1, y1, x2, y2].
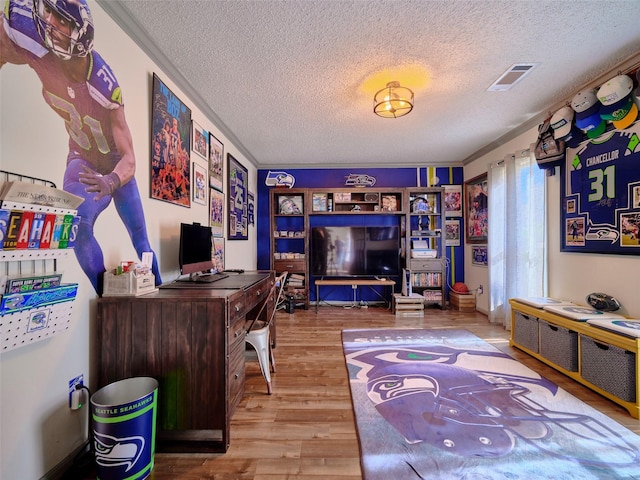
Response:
[69, 374, 84, 409]
[478, 285, 484, 295]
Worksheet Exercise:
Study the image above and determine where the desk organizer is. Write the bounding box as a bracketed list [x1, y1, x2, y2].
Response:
[103, 271, 156, 296]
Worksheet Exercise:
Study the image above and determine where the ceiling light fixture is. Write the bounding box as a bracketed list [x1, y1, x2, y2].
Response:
[373, 81, 414, 118]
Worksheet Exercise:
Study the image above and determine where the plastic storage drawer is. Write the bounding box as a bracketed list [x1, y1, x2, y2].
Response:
[580, 336, 636, 402]
[513, 311, 539, 353]
[539, 320, 578, 371]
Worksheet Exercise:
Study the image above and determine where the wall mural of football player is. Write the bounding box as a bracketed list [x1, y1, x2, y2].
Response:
[0, 0, 161, 294]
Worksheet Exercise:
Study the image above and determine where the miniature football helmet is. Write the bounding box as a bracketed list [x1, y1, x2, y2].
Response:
[33, 0, 94, 59]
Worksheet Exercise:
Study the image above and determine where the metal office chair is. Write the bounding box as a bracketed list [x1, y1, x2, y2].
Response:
[245, 272, 287, 394]
[275, 272, 290, 312]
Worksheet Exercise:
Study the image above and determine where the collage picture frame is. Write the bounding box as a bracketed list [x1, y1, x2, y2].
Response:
[227, 154, 248, 240]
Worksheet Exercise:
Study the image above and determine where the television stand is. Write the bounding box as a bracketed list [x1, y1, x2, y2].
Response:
[314, 278, 395, 313]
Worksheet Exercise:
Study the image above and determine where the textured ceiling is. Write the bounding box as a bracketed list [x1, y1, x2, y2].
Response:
[98, 0, 640, 169]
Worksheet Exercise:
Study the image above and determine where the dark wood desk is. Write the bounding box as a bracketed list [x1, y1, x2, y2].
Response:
[314, 278, 395, 313]
[96, 271, 274, 453]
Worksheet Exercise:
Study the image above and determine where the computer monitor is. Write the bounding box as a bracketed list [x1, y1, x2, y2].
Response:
[178, 222, 215, 277]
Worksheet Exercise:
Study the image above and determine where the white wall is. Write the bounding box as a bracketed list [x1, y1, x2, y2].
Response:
[0, 2, 256, 478]
[465, 128, 640, 319]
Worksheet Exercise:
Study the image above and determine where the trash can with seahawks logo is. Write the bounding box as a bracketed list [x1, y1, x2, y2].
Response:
[90, 377, 158, 480]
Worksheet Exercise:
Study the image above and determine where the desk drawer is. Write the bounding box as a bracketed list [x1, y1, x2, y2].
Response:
[409, 259, 442, 271]
[228, 290, 245, 326]
[245, 276, 272, 308]
[228, 336, 245, 414]
[274, 259, 306, 273]
[228, 317, 245, 346]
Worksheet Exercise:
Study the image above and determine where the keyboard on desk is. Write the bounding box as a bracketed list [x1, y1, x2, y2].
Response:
[194, 273, 228, 283]
[159, 273, 229, 289]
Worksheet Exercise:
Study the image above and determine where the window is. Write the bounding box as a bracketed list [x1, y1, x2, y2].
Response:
[488, 149, 547, 326]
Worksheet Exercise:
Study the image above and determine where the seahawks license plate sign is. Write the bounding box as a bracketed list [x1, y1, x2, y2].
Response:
[562, 120, 640, 254]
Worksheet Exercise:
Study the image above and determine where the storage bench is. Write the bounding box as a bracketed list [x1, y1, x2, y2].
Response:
[509, 299, 640, 419]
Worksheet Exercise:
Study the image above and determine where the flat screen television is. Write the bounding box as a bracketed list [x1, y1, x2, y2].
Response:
[179, 222, 215, 276]
[311, 226, 400, 277]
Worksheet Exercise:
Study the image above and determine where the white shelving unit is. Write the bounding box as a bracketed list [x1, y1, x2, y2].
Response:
[404, 187, 446, 309]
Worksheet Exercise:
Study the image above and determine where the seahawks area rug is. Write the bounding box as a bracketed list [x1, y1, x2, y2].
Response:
[342, 328, 640, 480]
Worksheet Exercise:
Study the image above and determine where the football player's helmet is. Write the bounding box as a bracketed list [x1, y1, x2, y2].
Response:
[350, 345, 640, 466]
[33, 0, 94, 59]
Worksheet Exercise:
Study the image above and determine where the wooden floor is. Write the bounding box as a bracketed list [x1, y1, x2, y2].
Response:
[71, 305, 640, 479]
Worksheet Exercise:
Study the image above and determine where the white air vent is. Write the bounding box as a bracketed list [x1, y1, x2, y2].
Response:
[487, 63, 540, 91]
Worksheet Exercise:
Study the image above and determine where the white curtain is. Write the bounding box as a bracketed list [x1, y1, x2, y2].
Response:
[488, 148, 547, 327]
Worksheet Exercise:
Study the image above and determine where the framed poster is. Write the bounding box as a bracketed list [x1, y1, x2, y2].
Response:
[150, 73, 191, 207]
[561, 121, 640, 254]
[248, 192, 255, 226]
[209, 133, 224, 191]
[472, 245, 488, 266]
[465, 173, 488, 243]
[192, 120, 209, 159]
[445, 219, 461, 246]
[213, 237, 225, 272]
[227, 154, 248, 240]
[192, 162, 207, 205]
[210, 188, 224, 237]
[443, 184, 463, 217]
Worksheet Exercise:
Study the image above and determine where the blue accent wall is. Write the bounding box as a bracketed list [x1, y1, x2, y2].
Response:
[257, 167, 465, 302]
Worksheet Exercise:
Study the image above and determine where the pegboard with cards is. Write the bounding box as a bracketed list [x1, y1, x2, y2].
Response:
[0, 171, 81, 352]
